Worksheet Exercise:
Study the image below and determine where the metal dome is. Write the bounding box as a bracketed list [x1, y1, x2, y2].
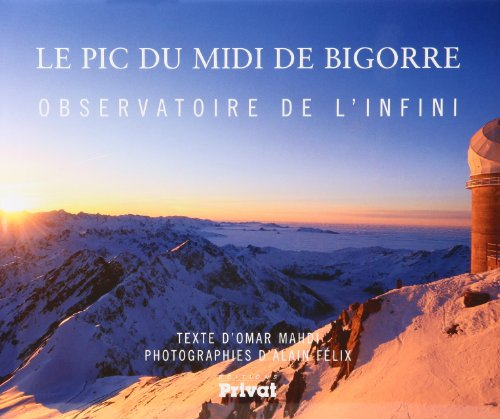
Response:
[468, 118, 500, 176]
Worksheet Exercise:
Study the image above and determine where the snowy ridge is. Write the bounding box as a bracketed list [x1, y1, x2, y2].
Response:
[0, 269, 497, 418]
[0, 212, 328, 387]
[0, 211, 481, 418]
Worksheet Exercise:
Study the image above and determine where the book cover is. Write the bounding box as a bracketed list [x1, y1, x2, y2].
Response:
[0, 1, 498, 418]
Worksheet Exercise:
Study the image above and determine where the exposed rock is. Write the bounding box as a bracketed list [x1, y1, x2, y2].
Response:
[464, 290, 490, 307]
[198, 401, 211, 419]
[348, 302, 360, 312]
[262, 399, 280, 419]
[330, 298, 382, 390]
[340, 309, 350, 327]
[226, 394, 253, 419]
[363, 281, 386, 296]
[446, 323, 461, 336]
[363, 298, 383, 318]
[284, 363, 307, 418]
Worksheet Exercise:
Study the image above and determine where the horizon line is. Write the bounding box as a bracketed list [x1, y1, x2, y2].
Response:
[0, 207, 471, 229]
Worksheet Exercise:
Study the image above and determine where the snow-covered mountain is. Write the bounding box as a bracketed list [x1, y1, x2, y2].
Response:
[1, 269, 497, 418]
[0, 211, 329, 384]
[0, 211, 476, 418]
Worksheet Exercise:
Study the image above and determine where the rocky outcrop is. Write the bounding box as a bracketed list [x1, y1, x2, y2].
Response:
[195, 295, 387, 418]
[284, 363, 307, 418]
[332, 298, 382, 386]
[464, 290, 490, 307]
[198, 401, 211, 419]
[307, 297, 384, 391]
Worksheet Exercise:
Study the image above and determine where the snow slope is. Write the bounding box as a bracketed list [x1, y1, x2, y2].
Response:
[0, 211, 468, 387]
[0, 211, 329, 387]
[1, 269, 498, 418]
[229, 244, 470, 312]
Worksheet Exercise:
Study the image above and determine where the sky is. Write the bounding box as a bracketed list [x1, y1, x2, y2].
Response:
[0, 0, 499, 226]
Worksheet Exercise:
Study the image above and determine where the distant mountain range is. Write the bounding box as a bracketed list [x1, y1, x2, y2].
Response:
[297, 227, 339, 234]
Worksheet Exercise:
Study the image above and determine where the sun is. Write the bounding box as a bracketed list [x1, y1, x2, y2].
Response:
[0, 194, 33, 213]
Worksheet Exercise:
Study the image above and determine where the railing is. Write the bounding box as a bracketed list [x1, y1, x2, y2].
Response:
[466, 176, 500, 189]
[487, 243, 500, 269]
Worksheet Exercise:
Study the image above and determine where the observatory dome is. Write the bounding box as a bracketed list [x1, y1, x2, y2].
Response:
[468, 118, 500, 176]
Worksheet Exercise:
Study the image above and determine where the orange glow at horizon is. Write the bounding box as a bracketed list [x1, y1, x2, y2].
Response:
[22, 197, 471, 228]
[1, 144, 472, 229]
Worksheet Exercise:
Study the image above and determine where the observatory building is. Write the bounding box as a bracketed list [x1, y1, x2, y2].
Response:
[466, 118, 500, 273]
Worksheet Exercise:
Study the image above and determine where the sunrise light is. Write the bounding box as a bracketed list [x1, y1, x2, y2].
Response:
[0, 194, 33, 213]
